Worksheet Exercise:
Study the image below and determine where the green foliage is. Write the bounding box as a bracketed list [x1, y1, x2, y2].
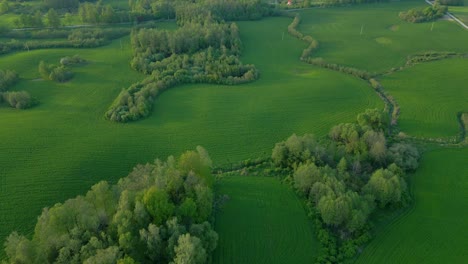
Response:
[399, 3, 448, 23]
[3, 147, 218, 264]
[275, 109, 419, 262]
[38, 60, 73, 82]
[2, 91, 35, 109]
[106, 19, 259, 122]
[0, 69, 19, 91]
[45, 8, 61, 28]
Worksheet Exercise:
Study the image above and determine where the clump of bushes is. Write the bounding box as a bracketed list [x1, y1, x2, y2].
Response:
[0, 69, 19, 91]
[1, 91, 36, 109]
[38, 61, 73, 82]
[60, 55, 87, 66]
[399, 3, 447, 23]
[38, 56, 87, 83]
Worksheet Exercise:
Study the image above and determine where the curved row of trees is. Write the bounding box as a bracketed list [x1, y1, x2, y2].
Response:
[3, 147, 218, 264]
[106, 18, 258, 122]
[272, 109, 419, 262]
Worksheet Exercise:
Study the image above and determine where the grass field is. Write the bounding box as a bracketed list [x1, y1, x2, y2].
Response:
[0, 17, 383, 258]
[355, 147, 468, 263]
[379, 58, 468, 139]
[298, 0, 468, 72]
[450, 0, 468, 25]
[213, 176, 318, 263]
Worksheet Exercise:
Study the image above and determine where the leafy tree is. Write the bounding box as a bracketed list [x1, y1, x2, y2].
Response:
[357, 108, 388, 132]
[293, 162, 322, 195]
[172, 234, 207, 264]
[364, 167, 407, 207]
[46, 8, 61, 28]
[388, 143, 420, 171]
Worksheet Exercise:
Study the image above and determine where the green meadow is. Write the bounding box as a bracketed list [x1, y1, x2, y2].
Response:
[450, 0, 468, 25]
[298, 0, 468, 72]
[380, 58, 468, 139]
[213, 176, 319, 263]
[356, 148, 468, 264]
[0, 16, 382, 256]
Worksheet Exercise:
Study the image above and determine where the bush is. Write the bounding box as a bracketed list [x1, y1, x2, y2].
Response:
[0, 69, 19, 91]
[2, 91, 35, 109]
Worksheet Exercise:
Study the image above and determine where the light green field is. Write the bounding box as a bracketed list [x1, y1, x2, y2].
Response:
[0, 17, 383, 257]
[213, 176, 318, 263]
[356, 147, 468, 263]
[450, 0, 468, 25]
[298, 0, 468, 72]
[380, 58, 468, 139]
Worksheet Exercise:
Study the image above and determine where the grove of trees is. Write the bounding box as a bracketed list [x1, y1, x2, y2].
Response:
[399, 3, 448, 23]
[3, 147, 218, 264]
[272, 109, 419, 262]
[106, 17, 258, 122]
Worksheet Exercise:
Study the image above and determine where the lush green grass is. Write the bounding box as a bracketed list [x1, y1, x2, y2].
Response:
[298, 0, 468, 72]
[213, 176, 318, 263]
[0, 17, 383, 258]
[356, 147, 468, 263]
[379, 58, 468, 139]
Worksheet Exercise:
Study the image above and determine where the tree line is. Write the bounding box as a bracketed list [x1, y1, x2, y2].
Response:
[0, 28, 130, 56]
[129, 0, 273, 23]
[105, 18, 258, 122]
[3, 147, 218, 264]
[271, 109, 419, 263]
[0, 69, 36, 109]
[399, 2, 448, 23]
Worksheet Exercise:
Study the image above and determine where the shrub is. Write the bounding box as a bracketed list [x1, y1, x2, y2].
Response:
[2, 91, 35, 109]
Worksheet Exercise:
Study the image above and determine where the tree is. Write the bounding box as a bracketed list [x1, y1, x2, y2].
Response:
[357, 108, 388, 132]
[46, 8, 61, 28]
[172, 234, 207, 264]
[364, 167, 407, 207]
[388, 143, 419, 171]
[0, 0, 9, 15]
[143, 186, 175, 225]
[293, 162, 321, 195]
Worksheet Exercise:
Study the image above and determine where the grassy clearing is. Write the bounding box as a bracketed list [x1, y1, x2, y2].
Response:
[0, 17, 383, 258]
[355, 147, 468, 264]
[298, 0, 468, 72]
[379, 58, 468, 139]
[213, 176, 318, 263]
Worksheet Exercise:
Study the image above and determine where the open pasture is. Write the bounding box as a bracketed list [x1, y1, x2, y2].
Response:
[380, 58, 468, 139]
[0, 16, 383, 257]
[213, 176, 319, 263]
[356, 147, 468, 264]
[298, 0, 468, 72]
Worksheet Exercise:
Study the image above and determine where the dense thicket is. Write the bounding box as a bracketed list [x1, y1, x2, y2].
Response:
[399, 3, 447, 23]
[272, 109, 419, 263]
[129, 0, 272, 23]
[105, 19, 258, 122]
[3, 147, 218, 264]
